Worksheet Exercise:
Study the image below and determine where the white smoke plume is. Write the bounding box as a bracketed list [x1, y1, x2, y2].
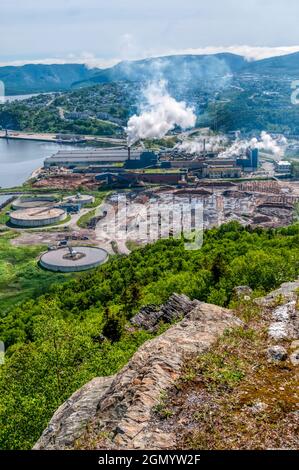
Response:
[126, 80, 196, 146]
[219, 131, 287, 158]
[176, 135, 228, 154]
[250, 131, 287, 156]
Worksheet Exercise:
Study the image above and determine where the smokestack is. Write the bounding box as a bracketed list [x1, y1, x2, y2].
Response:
[203, 138, 206, 157]
[128, 146, 131, 161]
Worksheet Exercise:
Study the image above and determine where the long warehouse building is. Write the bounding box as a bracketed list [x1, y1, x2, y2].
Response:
[44, 149, 156, 168]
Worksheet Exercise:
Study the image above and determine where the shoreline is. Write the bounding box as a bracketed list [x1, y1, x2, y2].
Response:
[0, 131, 126, 145]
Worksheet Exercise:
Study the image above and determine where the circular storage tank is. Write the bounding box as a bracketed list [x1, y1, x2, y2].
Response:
[63, 194, 95, 206]
[12, 196, 57, 210]
[40, 246, 108, 272]
[10, 207, 67, 227]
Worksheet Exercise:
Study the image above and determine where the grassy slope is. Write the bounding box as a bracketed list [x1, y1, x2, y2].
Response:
[0, 231, 71, 313]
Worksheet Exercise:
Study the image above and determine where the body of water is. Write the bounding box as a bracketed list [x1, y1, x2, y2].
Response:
[0, 139, 76, 188]
[3, 93, 53, 103]
[0, 194, 12, 206]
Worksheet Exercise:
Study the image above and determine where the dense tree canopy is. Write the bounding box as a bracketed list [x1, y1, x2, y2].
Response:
[1, 221, 299, 449]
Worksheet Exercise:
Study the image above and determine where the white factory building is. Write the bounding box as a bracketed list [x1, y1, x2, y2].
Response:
[275, 161, 292, 174]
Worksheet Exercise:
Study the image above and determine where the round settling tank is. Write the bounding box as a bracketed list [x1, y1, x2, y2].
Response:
[63, 194, 95, 207]
[10, 207, 67, 227]
[40, 246, 108, 272]
[12, 196, 57, 210]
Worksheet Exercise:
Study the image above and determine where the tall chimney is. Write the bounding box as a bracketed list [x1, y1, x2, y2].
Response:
[128, 146, 131, 161]
[203, 138, 206, 157]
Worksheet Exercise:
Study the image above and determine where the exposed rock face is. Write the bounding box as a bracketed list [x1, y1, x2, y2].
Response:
[233, 285, 253, 300]
[34, 282, 299, 451]
[130, 293, 201, 331]
[34, 299, 241, 450]
[256, 280, 299, 307]
[268, 301, 299, 341]
[255, 281, 299, 343]
[34, 377, 113, 450]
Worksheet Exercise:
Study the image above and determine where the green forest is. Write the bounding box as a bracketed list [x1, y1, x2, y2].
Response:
[1, 72, 299, 137]
[1, 221, 299, 449]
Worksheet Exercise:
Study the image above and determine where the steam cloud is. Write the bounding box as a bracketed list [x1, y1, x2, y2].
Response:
[176, 135, 228, 154]
[219, 131, 287, 158]
[126, 80, 196, 146]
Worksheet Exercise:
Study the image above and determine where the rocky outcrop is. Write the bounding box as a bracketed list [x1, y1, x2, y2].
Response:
[256, 280, 299, 307]
[34, 299, 242, 450]
[290, 349, 299, 366]
[268, 300, 299, 341]
[34, 281, 299, 451]
[233, 285, 253, 300]
[266, 345, 288, 362]
[260, 281, 299, 364]
[130, 293, 201, 331]
[33, 376, 113, 450]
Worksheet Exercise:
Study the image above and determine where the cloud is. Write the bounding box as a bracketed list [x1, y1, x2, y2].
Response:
[0, 54, 118, 69]
[1, 45, 299, 68]
[169, 45, 299, 61]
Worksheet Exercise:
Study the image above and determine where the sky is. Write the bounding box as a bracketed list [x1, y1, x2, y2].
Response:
[1, 0, 299, 67]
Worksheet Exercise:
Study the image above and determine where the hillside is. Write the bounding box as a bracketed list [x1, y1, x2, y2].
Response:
[1, 222, 299, 449]
[35, 282, 299, 450]
[72, 53, 247, 88]
[0, 64, 96, 95]
[1, 52, 299, 135]
[243, 52, 299, 77]
[1, 52, 299, 96]
[1, 75, 299, 136]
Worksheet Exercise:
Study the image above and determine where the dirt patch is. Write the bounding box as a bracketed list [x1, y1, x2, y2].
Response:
[10, 229, 98, 247]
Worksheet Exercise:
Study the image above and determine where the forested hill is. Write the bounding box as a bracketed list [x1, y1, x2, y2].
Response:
[1, 52, 299, 135]
[1, 52, 299, 95]
[1, 222, 299, 449]
[0, 64, 96, 95]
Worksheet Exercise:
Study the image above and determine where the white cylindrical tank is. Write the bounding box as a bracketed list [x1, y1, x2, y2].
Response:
[40, 246, 108, 272]
[10, 207, 67, 227]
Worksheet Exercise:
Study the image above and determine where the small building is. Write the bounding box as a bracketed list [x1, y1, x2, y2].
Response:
[169, 160, 205, 169]
[275, 161, 291, 174]
[202, 165, 241, 179]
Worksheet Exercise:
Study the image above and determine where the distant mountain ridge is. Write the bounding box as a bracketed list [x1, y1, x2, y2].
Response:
[1, 52, 299, 95]
[72, 53, 248, 88]
[0, 64, 96, 95]
[242, 51, 299, 76]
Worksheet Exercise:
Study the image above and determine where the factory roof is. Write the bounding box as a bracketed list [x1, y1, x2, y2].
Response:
[46, 148, 142, 162]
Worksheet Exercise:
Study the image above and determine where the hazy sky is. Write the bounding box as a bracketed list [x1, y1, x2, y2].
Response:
[1, 0, 299, 66]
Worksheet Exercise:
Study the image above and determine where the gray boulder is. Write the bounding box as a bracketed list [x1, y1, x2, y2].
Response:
[266, 345, 287, 362]
[130, 293, 201, 331]
[233, 285, 253, 300]
[290, 349, 299, 366]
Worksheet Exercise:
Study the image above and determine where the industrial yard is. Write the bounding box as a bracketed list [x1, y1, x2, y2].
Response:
[1, 131, 298, 272]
